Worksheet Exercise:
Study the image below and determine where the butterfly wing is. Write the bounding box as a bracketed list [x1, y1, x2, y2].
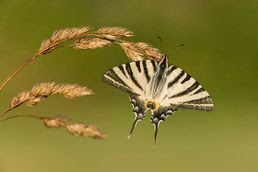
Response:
[166, 65, 214, 111]
[102, 59, 158, 137]
[150, 63, 214, 143]
[128, 95, 147, 138]
[102, 60, 158, 96]
[151, 64, 214, 129]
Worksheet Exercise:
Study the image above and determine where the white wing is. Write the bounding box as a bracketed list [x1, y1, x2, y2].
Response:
[103, 59, 159, 137]
[102, 60, 158, 96]
[165, 65, 214, 111]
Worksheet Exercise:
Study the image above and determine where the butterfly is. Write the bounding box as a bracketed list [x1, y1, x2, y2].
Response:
[102, 55, 214, 142]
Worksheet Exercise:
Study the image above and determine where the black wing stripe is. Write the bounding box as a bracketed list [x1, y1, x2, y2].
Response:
[106, 69, 130, 89]
[181, 73, 191, 84]
[125, 63, 144, 91]
[151, 60, 157, 72]
[135, 61, 141, 72]
[103, 75, 132, 94]
[102, 71, 137, 95]
[192, 87, 205, 95]
[167, 65, 177, 75]
[183, 96, 213, 104]
[118, 65, 127, 78]
[156, 57, 167, 87]
[143, 60, 151, 82]
[168, 70, 185, 88]
[169, 81, 200, 98]
[175, 103, 214, 111]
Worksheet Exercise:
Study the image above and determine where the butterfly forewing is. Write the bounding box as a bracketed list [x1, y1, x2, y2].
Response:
[102, 60, 158, 95]
[166, 65, 214, 111]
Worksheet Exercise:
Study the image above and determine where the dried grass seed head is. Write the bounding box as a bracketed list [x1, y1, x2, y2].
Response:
[9, 82, 93, 110]
[39, 27, 91, 53]
[136, 42, 163, 61]
[98, 27, 134, 40]
[10, 91, 32, 108]
[73, 38, 112, 50]
[41, 115, 70, 128]
[66, 123, 106, 139]
[119, 42, 163, 61]
[119, 42, 145, 61]
[30, 82, 94, 99]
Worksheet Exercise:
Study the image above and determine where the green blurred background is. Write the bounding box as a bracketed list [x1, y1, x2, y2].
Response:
[0, 0, 258, 171]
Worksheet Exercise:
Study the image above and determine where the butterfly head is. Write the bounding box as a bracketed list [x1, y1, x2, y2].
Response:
[158, 54, 168, 68]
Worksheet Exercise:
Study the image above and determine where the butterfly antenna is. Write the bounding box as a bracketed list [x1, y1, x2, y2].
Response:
[157, 36, 165, 54]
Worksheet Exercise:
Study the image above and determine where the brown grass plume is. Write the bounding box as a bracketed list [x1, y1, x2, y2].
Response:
[0, 26, 163, 92]
[0, 82, 93, 119]
[73, 38, 112, 50]
[119, 42, 163, 61]
[98, 27, 134, 40]
[39, 27, 91, 53]
[1, 114, 106, 140]
[41, 115, 106, 139]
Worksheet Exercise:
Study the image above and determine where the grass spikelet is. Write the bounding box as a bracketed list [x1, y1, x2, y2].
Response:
[98, 27, 134, 40]
[0, 82, 93, 119]
[12, 82, 92, 107]
[119, 42, 145, 61]
[41, 115, 106, 139]
[73, 38, 112, 50]
[135, 42, 163, 61]
[119, 42, 164, 61]
[0, 26, 91, 92]
[0, 26, 162, 92]
[39, 27, 91, 53]
[1, 114, 106, 140]
[66, 123, 106, 139]
[41, 115, 68, 128]
[30, 82, 94, 99]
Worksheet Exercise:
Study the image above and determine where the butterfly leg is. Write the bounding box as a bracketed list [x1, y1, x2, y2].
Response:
[128, 96, 147, 139]
[151, 108, 177, 143]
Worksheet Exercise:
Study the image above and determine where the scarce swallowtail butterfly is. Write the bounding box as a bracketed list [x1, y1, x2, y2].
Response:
[102, 55, 214, 142]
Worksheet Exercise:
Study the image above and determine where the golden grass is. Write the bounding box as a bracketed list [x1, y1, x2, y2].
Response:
[0, 26, 164, 140]
[119, 42, 163, 61]
[97, 27, 134, 39]
[0, 82, 93, 120]
[2, 114, 106, 139]
[42, 115, 106, 139]
[0, 26, 163, 91]
[39, 27, 91, 53]
[0, 82, 103, 140]
[73, 38, 112, 50]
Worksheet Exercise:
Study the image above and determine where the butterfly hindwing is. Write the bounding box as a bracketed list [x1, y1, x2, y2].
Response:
[128, 95, 147, 137]
[151, 106, 177, 142]
[166, 65, 214, 111]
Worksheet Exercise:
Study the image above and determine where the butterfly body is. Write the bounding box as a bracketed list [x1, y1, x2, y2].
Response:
[103, 55, 214, 142]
